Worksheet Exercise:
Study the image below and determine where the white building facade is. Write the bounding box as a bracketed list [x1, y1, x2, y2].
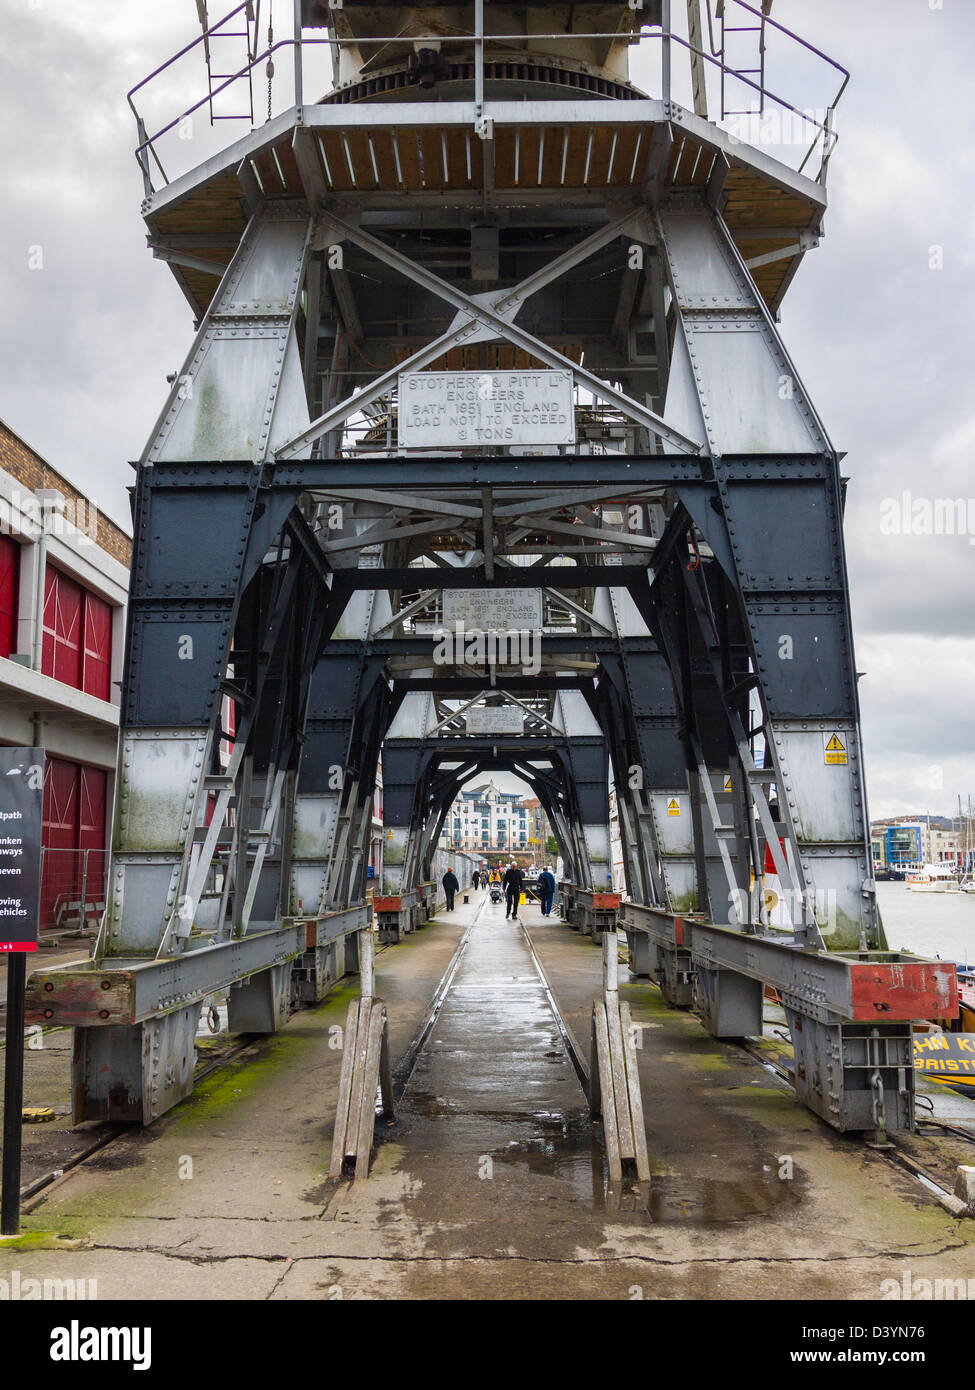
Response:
[444, 779, 530, 857]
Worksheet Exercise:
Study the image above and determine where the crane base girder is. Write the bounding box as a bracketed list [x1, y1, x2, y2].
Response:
[373, 892, 419, 943]
[619, 903, 957, 1133]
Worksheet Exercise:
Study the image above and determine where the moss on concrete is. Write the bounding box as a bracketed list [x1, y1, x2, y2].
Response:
[681, 1050, 734, 1072]
[0, 1229, 86, 1251]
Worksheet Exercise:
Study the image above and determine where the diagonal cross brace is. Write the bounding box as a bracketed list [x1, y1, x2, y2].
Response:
[274, 210, 703, 459]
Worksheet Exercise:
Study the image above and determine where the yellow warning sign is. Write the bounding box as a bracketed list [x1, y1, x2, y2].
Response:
[824, 732, 848, 766]
[723, 775, 732, 793]
[667, 798, 681, 817]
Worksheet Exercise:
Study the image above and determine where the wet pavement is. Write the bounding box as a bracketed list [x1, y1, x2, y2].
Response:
[2, 892, 974, 1299]
[397, 894, 585, 1154]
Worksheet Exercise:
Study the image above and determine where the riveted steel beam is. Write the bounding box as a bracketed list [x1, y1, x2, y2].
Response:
[26, 925, 306, 1028]
[619, 903, 958, 1027]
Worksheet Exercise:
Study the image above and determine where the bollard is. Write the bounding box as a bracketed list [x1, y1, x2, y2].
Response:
[359, 926, 375, 1000]
[955, 1165, 975, 1216]
[602, 928, 619, 996]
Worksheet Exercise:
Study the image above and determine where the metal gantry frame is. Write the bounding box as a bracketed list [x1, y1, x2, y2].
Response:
[27, 4, 955, 1139]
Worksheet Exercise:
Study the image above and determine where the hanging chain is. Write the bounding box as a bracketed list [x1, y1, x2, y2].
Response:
[266, 1, 274, 123]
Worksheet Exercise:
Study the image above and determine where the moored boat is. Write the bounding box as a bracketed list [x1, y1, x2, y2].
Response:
[905, 863, 961, 893]
[913, 1031, 975, 1095]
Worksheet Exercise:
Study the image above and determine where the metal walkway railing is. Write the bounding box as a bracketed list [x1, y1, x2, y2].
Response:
[127, 0, 849, 196]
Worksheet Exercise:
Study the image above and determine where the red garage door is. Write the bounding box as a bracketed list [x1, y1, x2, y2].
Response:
[0, 535, 19, 659]
[78, 765, 108, 897]
[43, 567, 82, 688]
[83, 592, 112, 700]
[41, 757, 108, 930]
[42, 566, 113, 699]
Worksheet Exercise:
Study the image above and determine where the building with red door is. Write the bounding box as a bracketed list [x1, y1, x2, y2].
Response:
[0, 420, 131, 934]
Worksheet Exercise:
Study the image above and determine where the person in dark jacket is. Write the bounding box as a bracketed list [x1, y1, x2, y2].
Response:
[537, 866, 556, 917]
[502, 862, 524, 919]
[442, 868, 459, 910]
[472, 870, 480, 890]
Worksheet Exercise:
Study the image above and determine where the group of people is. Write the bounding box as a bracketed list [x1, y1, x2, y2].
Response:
[442, 863, 558, 919]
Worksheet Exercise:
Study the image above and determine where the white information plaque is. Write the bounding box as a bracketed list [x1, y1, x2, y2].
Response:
[398, 370, 575, 448]
[465, 707, 525, 735]
[442, 588, 543, 629]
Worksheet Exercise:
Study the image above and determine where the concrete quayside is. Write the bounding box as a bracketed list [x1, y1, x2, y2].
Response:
[3, 891, 974, 1302]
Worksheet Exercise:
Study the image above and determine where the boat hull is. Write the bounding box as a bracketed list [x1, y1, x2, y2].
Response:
[913, 1033, 975, 1095]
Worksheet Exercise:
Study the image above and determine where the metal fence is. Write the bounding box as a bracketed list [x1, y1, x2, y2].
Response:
[39, 847, 107, 935]
[128, 0, 849, 195]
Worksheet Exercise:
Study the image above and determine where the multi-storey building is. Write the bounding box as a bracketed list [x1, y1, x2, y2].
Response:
[609, 788, 626, 895]
[870, 816, 967, 873]
[444, 779, 530, 857]
[872, 820, 926, 871]
[930, 826, 965, 868]
[522, 796, 554, 858]
[0, 420, 130, 933]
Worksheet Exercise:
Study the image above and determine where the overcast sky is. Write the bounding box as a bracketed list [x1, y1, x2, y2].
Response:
[1, 0, 971, 821]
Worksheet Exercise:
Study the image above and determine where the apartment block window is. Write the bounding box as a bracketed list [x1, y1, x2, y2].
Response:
[0, 535, 18, 659]
[42, 565, 112, 700]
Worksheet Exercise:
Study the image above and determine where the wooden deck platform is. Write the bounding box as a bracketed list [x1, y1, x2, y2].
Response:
[146, 99, 826, 322]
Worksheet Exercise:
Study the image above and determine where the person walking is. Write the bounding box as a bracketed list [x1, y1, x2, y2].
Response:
[503, 861, 525, 920]
[537, 865, 556, 917]
[472, 869, 480, 890]
[442, 867, 459, 911]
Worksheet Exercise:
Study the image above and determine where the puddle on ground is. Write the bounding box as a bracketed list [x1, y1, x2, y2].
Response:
[630, 1172, 801, 1222]
[503, 1131, 801, 1220]
[396, 1095, 799, 1221]
[408, 1092, 574, 1123]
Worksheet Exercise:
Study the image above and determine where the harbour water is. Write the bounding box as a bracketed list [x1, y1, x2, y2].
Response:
[877, 881, 975, 965]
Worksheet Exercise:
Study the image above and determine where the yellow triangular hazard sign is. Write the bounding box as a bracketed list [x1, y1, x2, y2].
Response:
[824, 732, 848, 765]
[667, 798, 680, 816]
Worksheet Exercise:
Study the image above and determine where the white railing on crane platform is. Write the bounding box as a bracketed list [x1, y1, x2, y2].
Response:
[127, 0, 848, 196]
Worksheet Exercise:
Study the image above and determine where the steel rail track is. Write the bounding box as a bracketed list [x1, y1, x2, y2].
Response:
[18, 1036, 262, 1211]
[10, 914, 431, 1210]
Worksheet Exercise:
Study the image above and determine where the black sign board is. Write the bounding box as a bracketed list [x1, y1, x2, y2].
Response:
[0, 747, 45, 953]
